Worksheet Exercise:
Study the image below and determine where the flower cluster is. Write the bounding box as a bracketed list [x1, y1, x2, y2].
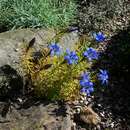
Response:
[98, 69, 109, 85]
[48, 32, 108, 97]
[93, 32, 105, 42]
[83, 47, 99, 61]
[49, 42, 61, 56]
[80, 72, 94, 96]
[79, 32, 108, 96]
[64, 49, 78, 65]
[22, 31, 109, 101]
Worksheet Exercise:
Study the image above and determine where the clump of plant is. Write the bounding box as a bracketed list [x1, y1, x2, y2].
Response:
[0, 0, 77, 31]
[21, 32, 109, 101]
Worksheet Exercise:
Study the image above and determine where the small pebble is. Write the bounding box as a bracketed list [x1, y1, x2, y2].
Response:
[97, 125, 101, 130]
[72, 100, 79, 105]
[76, 108, 81, 114]
[110, 122, 115, 128]
[79, 100, 84, 104]
[87, 98, 92, 102]
[80, 96, 85, 101]
[84, 101, 89, 105]
[100, 112, 105, 117]
[73, 122, 76, 128]
[97, 104, 102, 107]
[17, 98, 23, 103]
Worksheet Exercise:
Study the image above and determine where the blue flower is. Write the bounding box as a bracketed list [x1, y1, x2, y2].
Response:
[49, 43, 61, 56]
[98, 69, 109, 85]
[81, 72, 90, 80]
[80, 72, 92, 87]
[80, 79, 94, 88]
[80, 72, 94, 96]
[80, 87, 90, 95]
[93, 32, 105, 42]
[80, 86, 94, 96]
[83, 47, 99, 61]
[64, 49, 78, 65]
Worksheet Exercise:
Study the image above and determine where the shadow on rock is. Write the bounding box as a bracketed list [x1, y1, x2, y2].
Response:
[0, 65, 24, 117]
[18, 97, 67, 118]
[0, 65, 23, 101]
[92, 26, 130, 128]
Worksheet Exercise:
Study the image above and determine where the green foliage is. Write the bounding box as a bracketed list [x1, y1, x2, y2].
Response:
[0, 0, 77, 30]
[21, 39, 92, 101]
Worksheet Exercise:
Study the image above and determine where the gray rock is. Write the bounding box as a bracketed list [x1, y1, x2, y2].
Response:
[0, 28, 56, 69]
[0, 28, 79, 68]
[0, 102, 74, 130]
[0, 28, 79, 130]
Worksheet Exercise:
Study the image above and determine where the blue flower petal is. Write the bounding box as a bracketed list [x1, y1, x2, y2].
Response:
[83, 47, 99, 61]
[98, 69, 109, 85]
[64, 49, 78, 65]
[93, 32, 105, 42]
[49, 43, 61, 56]
[88, 86, 94, 93]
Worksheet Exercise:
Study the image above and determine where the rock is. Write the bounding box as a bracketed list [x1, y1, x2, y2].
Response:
[0, 28, 79, 68]
[80, 106, 101, 126]
[61, 104, 73, 130]
[0, 28, 79, 130]
[59, 31, 79, 51]
[0, 28, 56, 69]
[0, 101, 74, 130]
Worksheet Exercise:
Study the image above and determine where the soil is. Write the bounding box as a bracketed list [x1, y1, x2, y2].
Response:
[74, 27, 130, 130]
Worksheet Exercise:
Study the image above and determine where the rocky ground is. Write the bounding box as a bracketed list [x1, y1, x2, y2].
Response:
[77, 0, 130, 34]
[0, 0, 130, 129]
[0, 27, 130, 130]
[76, 1, 130, 129]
